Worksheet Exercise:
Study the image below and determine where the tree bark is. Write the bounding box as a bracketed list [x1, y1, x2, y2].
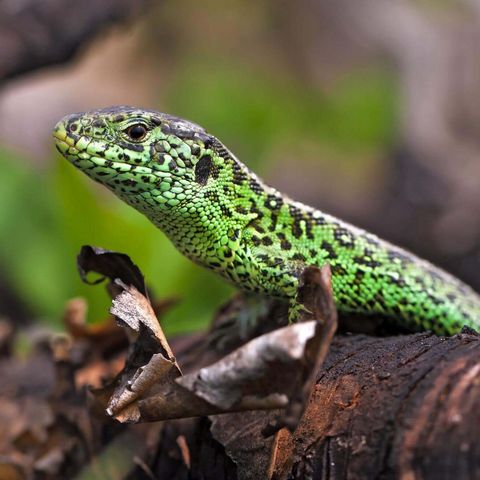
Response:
[146, 329, 480, 480]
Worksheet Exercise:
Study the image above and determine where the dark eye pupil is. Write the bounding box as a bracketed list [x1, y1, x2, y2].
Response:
[127, 124, 147, 140]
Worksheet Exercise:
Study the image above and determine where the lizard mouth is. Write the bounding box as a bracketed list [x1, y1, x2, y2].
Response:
[52, 122, 73, 144]
[53, 121, 98, 164]
[53, 122, 76, 155]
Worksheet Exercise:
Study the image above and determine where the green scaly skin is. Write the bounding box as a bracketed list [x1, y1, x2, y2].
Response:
[53, 106, 480, 335]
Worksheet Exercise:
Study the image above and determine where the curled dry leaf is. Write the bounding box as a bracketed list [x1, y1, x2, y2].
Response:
[94, 283, 181, 423]
[100, 279, 328, 423]
[177, 321, 318, 411]
[77, 245, 147, 296]
[82, 245, 338, 430]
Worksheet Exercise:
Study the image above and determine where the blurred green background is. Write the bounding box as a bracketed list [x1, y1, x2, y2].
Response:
[0, 0, 479, 334]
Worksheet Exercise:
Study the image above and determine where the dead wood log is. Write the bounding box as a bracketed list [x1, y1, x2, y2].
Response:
[143, 329, 479, 480]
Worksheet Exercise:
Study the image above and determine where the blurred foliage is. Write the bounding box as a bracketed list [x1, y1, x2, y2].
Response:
[0, 58, 396, 334]
[168, 60, 396, 161]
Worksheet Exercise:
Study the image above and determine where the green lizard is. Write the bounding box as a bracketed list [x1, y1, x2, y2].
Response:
[53, 106, 480, 335]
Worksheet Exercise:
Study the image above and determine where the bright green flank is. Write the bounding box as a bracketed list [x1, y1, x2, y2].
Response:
[53, 106, 480, 335]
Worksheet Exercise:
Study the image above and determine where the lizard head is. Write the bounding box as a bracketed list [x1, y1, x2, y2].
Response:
[52, 105, 264, 259]
[53, 106, 234, 225]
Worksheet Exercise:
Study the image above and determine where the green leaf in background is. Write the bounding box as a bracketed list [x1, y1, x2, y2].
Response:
[166, 59, 396, 169]
[0, 148, 67, 320]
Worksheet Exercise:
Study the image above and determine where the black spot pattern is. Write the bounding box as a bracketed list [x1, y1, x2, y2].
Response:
[195, 155, 212, 185]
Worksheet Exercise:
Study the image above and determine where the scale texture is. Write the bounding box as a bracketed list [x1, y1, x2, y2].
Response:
[53, 106, 480, 335]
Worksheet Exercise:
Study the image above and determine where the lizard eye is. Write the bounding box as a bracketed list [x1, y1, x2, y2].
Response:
[124, 123, 148, 142]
